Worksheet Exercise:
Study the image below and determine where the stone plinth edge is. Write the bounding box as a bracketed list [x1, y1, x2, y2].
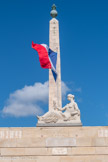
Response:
[36, 123, 82, 127]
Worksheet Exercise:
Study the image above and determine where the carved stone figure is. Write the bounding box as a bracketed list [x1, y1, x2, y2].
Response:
[37, 100, 63, 123]
[58, 94, 80, 121]
[37, 94, 81, 124]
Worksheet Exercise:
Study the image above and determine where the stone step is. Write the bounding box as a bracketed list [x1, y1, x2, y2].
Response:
[0, 137, 108, 147]
[0, 155, 108, 162]
[0, 147, 108, 156]
[0, 127, 108, 138]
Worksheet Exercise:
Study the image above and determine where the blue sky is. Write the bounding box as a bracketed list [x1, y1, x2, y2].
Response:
[0, 0, 108, 127]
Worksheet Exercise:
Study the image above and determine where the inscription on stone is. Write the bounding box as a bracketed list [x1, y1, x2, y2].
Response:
[46, 137, 76, 147]
[98, 130, 108, 137]
[0, 130, 22, 139]
[52, 148, 67, 155]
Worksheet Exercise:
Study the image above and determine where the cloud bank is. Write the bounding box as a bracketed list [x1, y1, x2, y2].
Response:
[2, 81, 69, 117]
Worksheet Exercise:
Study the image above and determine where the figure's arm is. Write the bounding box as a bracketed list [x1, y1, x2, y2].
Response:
[57, 105, 67, 111]
[74, 103, 80, 114]
[62, 105, 67, 111]
[74, 103, 79, 110]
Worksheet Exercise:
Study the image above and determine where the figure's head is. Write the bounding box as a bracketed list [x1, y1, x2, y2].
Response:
[67, 94, 75, 101]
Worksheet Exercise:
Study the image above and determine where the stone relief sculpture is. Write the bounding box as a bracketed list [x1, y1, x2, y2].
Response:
[37, 94, 81, 124]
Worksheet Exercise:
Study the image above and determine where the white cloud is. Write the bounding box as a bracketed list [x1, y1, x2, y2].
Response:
[2, 81, 69, 117]
[64, 81, 82, 93]
[61, 81, 70, 99]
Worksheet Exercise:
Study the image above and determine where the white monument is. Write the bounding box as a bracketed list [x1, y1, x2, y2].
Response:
[37, 4, 82, 126]
[0, 5, 107, 162]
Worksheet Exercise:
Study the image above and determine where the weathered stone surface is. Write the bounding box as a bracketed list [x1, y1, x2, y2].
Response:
[49, 18, 62, 111]
[1, 136, 108, 148]
[46, 137, 76, 147]
[52, 148, 68, 155]
[37, 123, 82, 127]
[1, 148, 49, 156]
[1, 124, 104, 138]
[1, 147, 108, 156]
[0, 127, 108, 148]
[0, 156, 107, 162]
[0, 127, 108, 161]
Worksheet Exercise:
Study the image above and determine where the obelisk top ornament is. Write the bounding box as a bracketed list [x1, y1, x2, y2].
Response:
[50, 4, 58, 18]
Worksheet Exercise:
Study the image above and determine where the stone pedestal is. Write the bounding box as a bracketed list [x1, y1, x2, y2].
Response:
[0, 127, 108, 161]
[37, 123, 82, 127]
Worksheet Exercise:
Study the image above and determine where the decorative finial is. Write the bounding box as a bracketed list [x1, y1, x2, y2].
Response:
[50, 4, 58, 18]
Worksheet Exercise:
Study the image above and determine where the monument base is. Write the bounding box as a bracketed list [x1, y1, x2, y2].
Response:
[0, 126, 108, 162]
[37, 123, 82, 127]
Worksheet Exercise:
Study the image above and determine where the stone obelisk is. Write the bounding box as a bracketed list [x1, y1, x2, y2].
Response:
[49, 4, 62, 111]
